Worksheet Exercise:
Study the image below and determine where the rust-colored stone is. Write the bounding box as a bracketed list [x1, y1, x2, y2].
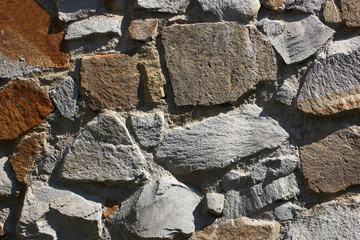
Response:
[0, 81, 54, 140]
[102, 198, 119, 219]
[10, 133, 46, 185]
[0, 0, 69, 68]
[129, 19, 158, 42]
[340, 0, 360, 27]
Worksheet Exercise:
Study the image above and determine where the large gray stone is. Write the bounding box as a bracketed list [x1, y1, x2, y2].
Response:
[60, 113, 145, 184]
[0, 54, 37, 79]
[55, 0, 105, 22]
[285, 0, 324, 13]
[134, 0, 188, 13]
[50, 77, 78, 119]
[156, 104, 288, 175]
[0, 157, 16, 198]
[113, 177, 201, 239]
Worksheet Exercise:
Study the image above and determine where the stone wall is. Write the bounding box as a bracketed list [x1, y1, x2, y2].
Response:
[0, 0, 359, 239]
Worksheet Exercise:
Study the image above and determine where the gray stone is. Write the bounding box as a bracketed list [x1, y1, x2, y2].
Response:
[260, 16, 334, 64]
[197, 0, 261, 21]
[0, 54, 37, 79]
[130, 112, 164, 148]
[0, 208, 10, 237]
[17, 181, 103, 240]
[285, 196, 360, 239]
[50, 77, 78, 119]
[65, 15, 123, 40]
[55, 0, 105, 22]
[206, 193, 225, 216]
[134, 0, 188, 13]
[285, 0, 324, 13]
[0, 157, 16, 198]
[156, 104, 288, 175]
[274, 202, 295, 221]
[113, 177, 201, 239]
[276, 81, 298, 106]
[60, 113, 145, 184]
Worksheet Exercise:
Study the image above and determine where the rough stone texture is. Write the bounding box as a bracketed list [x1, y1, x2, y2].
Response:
[296, 35, 360, 115]
[206, 193, 225, 216]
[300, 127, 360, 193]
[276, 80, 298, 106]
[156, 104, 288, 175]
[130, 112, 164, 148]
[55, 0, 105, 22]
[197, 0, 261, 21]
[0, 81, 53, 140]
[113, 177, 201, 239]
[285, 196, 360, 239]
[324, 0, 342, 24]
[0, 0, 69, 69]
[261, 0, 286, 11]
[162, 23, 278, 107]
[274, 202, 295, 221]
[285, 0, 325, 13]
[134, 0, 188, 13]
[103, 199, 119, 219]
[17, 181, 103, 240]
[190, 217, 280, 240]
[0, 54, 36, 79]
[60, 113, 145, 184]
[0, 208, 10, 237]
[260, 16, 334, 64]
[65, 15, 123, 40]
[340, 0, 360, 27]
[0, 157, 16, 197]
[50, 77, 78, 119]
[129, 19, 158, 42]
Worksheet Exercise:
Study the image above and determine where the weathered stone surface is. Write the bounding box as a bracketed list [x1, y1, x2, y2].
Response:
[156, 104, 288, 175]
[0, 157, 16, 197]
[65, 15, 123, 40]
[0, 54, 36, 79]
[190, 217, 280, 240]
[285, 0, 325, 13]
[0, 0, 69, 70]
[206, 193, 225, 216]
[129, 19, 158, 42]
[340, 0, 360, 27]
[55, 0, 105, 22]
[300, 127, 360, 193]
[296, 35, 360, 115]
[134, 0, 188, 13]
[324, 0, 342, 24]
[260, 16, 334, 64]
[285, 196, 360, 239]
[60, 113, 145, 184]
[197, 0, 261, 21]
[0, 208, 10, 237]
[113, 177, 201, 239]
[10, 133, 46, 185]
[50, 77, 78, 119]
[162, 23, 278, 107]
[274, 202, 296, 221]
[0, 81, 53, 140]
[276, 80, 298, 106]
[261, 0, 286, 11]
[18, 181, 102, 240]
[130, 112, 164, 148]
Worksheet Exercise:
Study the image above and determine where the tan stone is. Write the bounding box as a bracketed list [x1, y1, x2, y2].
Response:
[261, 0, 286, 12]
[300, 127, 360, 194]
[190, 217, 280, 240]
[340, 0, 360, 27]
[129, 19, 158, 42]
[102, 198, 119, 219]
[0, 81, 54, 140]
[324, 0, 343, 24]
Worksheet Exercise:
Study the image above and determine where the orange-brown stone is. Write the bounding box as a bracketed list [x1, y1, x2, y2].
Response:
[129, 19, 158, 42]
[0, 0, 69, 68]
[260, 0, 286, 12]
[0, 81, 54, 140]
[340, 0, 360, 28]
[102, 198, 119, 219]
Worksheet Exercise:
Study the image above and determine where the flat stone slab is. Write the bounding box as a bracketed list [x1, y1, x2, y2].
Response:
[134, 0, 188, 13]
[55, 0, 105, 22]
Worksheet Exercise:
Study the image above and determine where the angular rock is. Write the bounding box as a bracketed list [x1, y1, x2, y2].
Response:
[156, 104, 288, 175]
[0, 81, 53, 140]
[162, 23, 278, 107]
[0, 54, 36, 79]
[285, 0, 325, 13]
[206, 193, 225, 216]
[50, 76, 78, 118]
[261, 0, 286, 12]
[17, 181, 102, 240]
[276, 81, 298, 106]
[340, 0, 360, 28]
[324, 0, 342, 24]
[190, 217, 280, 240]
[197, 0, 261, 21]
[274, 202, 296, 221]
[300, 127, 360, 193]
[260, 16, 334, 64]
[134, 0, 188, 13]
[129, 19, 158, 42]
[296, 35, 360, 115]
[60, 113, 145, 184]
[0, 157, 16, 197]
[65, 15, 123, 40]
[130, 112, 164, 148]
[113, 177, 201, 239]
[285, 196, 360, 239]
[55, 0, 105, 22]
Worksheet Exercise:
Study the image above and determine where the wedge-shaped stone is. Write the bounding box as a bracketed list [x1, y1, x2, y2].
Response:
[156, 104, 288, 175]
[134, 0, 188, 13]
[162, 23, 277, 107]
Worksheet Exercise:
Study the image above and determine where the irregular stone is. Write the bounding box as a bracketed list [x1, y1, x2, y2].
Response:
[55, 0, 105, 22]
[10, 133, 46, 185]
[324, 0, 342, 24]
[190, 217, 280, 240]
[206, 193, 225, 216]
[0, 208, 10, 237]
[197, 0, 261, 21]
[340, 0, 360, 28]
[50, 76, 78, 118]
[156, 104, 288, 175]
[162, 23, 278, 107]
[285, 0, 325, 13]
[0, 81, 53, 140]
[0, 54, 37, 79]
[17, 181, 102, 240]
[261, 0, 286, 12]
[296, 35, 360, 115]
[300, 127, 360, 193]
[274, 202, 295, 221]
[0, 0, 69, 70]
[65, 15, 123, 40]
[60, 113, 145, 184]
[260, 16, 334, 64]
[134, 0, 188, 13]
[129, 19, 158, 42]
[285, 196, 360, 239]
[130, 112, 164, 148]
[276, 81, 298, 106]
[0, 157, 16, 197]
[113, 177, 201, 239]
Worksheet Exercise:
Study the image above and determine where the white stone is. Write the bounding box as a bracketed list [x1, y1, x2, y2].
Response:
[134, 0, 188, 13]
[206, 193, 225, 216]
[50, 77, 78, 118]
